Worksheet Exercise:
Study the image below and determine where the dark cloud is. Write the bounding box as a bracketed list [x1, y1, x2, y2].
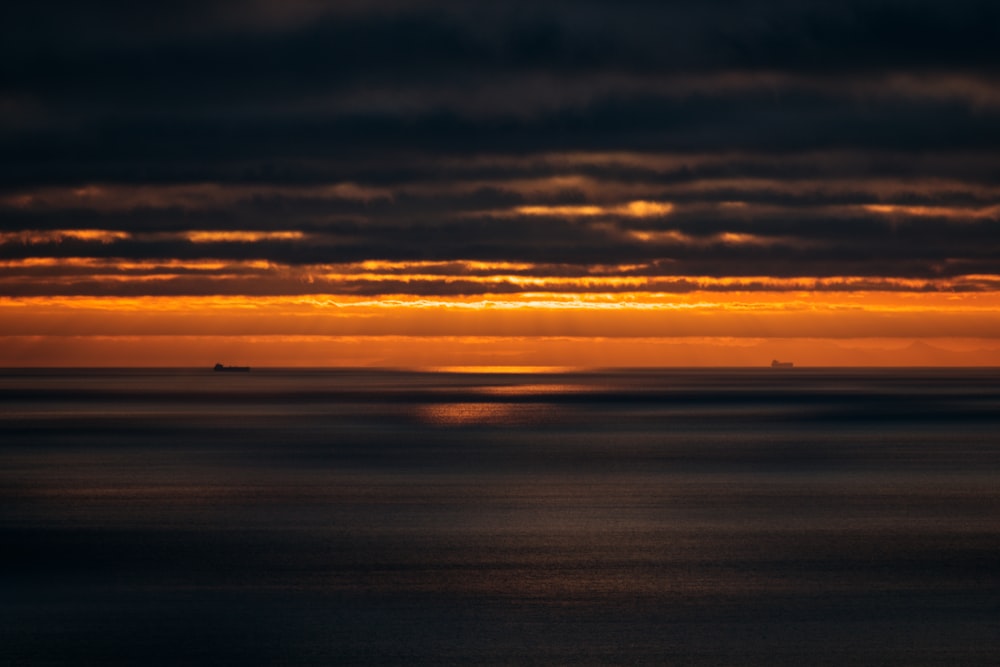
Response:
[2, 1, 1000, 296]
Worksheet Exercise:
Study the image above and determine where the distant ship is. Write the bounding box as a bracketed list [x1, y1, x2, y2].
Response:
[214, 363, 250, 372]
[770, 360, 793, 368]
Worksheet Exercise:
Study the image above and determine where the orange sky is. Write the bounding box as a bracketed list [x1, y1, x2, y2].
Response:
[3, 292, 1000, 367]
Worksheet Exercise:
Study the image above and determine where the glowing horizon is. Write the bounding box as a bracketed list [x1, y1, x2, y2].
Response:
[3, 290, 1000, 367]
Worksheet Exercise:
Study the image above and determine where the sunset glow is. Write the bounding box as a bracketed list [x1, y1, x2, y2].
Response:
[515, 200, 675, 218]
[4, 287, 1000, 366]
[3, 2, 999, 368]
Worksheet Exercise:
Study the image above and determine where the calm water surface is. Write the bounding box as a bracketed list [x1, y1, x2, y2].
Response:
[2, 368, 999, 665]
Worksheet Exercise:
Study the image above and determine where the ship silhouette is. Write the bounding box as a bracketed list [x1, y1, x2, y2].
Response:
[770, 360, 793, 368]
[214, 363, 250, 372]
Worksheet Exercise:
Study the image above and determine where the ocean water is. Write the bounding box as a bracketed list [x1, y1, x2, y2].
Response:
[2, 368, 999, 665]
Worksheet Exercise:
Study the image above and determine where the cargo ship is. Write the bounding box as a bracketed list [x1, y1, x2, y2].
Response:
[770, 360, 793, 368]
[214, 363, 250, 372]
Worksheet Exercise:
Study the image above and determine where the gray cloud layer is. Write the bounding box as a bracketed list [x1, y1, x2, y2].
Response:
[2, 1, 999, 295]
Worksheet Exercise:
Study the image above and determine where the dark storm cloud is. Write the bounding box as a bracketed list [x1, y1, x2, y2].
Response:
[2, 203, 997, 277]
[2, 0, 1000, 294]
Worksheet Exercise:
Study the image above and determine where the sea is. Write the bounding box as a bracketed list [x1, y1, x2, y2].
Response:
[2, 368, 999, 665]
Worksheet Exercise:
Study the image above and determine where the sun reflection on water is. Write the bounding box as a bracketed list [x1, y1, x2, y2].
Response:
[417, 402, 525, 426]
[478, 383, 596, 397]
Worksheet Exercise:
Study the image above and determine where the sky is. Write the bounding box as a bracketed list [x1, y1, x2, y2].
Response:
[2, 0, 1000, 367]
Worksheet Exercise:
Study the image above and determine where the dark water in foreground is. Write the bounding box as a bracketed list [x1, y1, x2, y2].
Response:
[2, 368, 999, 665]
